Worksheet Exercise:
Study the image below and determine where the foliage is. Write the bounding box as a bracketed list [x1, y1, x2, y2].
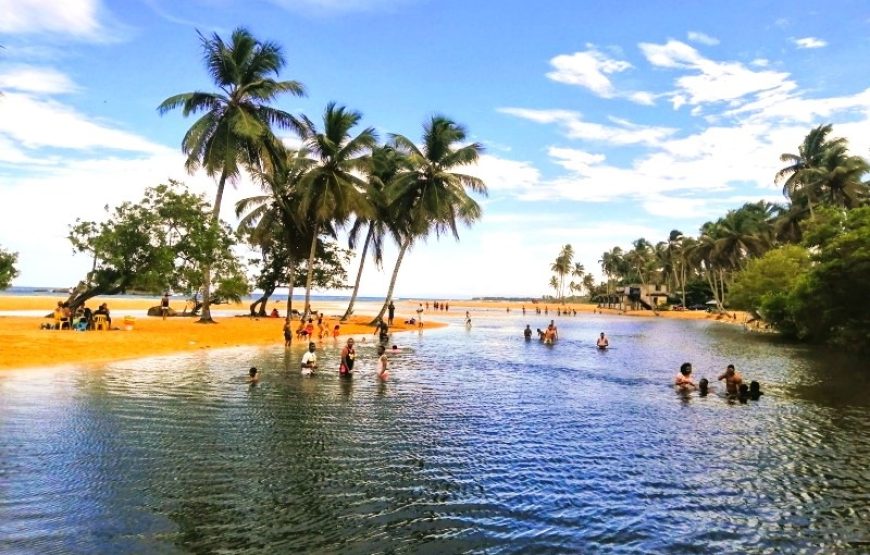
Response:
[67, 182, 247, 310]
[0, 246, 19, 289]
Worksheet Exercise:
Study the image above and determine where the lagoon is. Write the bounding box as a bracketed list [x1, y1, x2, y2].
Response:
[1, 312, 867, 553]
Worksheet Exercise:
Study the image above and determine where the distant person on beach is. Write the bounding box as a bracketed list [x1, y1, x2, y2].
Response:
[465, 311, 472, 328]
[698, 378, 710, 396]
[749, 381, 763, 400]
[675, 362, 696, 391]
[377, 345, 389, 381]
[388, 301, 396, 325]
[339, 338, 356, 378]
[161, 293, 170, 320]
[301, 342, 318, 376]
[249, 367, 259, 384]
[523, 325, 532, 340]
[596, 332, 609, 348]
[718, 364, 743, 397]
[416, 304, 424, 327]
[270, 307, 279, 318]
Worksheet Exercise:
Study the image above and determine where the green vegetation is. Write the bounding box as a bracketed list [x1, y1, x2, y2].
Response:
[590, 124, 869, 352]
[0, 246, 19, 289]
[67, 182, 246, 312]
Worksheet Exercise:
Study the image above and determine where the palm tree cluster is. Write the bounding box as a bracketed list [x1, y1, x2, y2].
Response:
[548, 245, 587, 301]
[159, 27, 487, 324]
[595, 124, 869, 309]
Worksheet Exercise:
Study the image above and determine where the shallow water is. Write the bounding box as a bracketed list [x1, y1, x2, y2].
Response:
[1, 312, 868, 553]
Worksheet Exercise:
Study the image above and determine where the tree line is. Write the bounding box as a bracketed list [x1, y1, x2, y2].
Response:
[592, 124, 869, 351]
[60, 27, 487, 325]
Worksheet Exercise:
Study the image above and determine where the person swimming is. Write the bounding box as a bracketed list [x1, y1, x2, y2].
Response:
[698, 378, 710, 397]
[248, 367, 259, 384]
[718, 364, 743, 397]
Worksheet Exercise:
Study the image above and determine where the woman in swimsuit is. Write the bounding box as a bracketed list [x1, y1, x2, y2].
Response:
[339, 338, 356, 378]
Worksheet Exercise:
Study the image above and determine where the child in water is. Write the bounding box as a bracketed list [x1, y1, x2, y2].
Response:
[698, 378, 710, 397]
[749, 381, 764, 400]
[377, 345, 388, 380]
[248, 367, 259, 384]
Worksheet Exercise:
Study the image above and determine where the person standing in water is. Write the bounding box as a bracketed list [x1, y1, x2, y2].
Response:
[339, 338, 356, 378]
[465, 311, 472, 328]
[523, 325, 532, 340]
[377, 345, 389, 380]
[718, 364, 743, 397]
[675, 362, 696, 391]
[301, 342, 318, 376]
[596, 332, 609, 349]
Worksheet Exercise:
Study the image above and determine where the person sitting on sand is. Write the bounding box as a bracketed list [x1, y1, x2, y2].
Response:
[698, 378, 710, 397]
[339, 338, 356, 378]
[301, 342, 318, 376]
[718, 364, 743, 397]
[94, 303, 111, 326]
[749, 380, 763, 400]
[675, 362, 696, 391]
[596, 332, 609, 348]
[270, 307, 279, 318]
[377, 345, 388, 381]
[523, 325, 532, 340]
[249, 367, 259, 384]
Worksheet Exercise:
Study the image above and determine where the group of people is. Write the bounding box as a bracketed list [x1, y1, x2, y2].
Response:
[675, 362, 763, 402]
[284, 312, 341, 346]
[523, 320, 559, 344]
[46, 301, 112, 331]
[299, 338, 389, 381]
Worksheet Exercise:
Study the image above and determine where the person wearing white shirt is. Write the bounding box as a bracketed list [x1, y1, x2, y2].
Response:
[301, 342, 318, 376]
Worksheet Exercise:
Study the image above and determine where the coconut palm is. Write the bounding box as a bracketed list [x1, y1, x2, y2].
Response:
[370, 116, 486, 322]
[804, 143, 870, 209]
[775, 124, 844, 219]
[158, 27, 305, 322]
[296, 102, 377, 319]
[341, 144, 408, 321]
[550, 245, 573, 302]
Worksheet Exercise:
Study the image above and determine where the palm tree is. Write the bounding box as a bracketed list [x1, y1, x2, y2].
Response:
[804, 143, 870, 209]
[548, 276, 559, 299]
[550, 245, 573, 302]
[775, 124, 844, 219]
[341, 145, 407, 321]
[582, 274, 596, 297]
[158, 27, 305, 322]
[370, 116, 487, 323]
[296, 103, 377, 319]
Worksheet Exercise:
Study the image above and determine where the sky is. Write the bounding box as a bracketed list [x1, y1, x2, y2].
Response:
[0, 0, 868, 299]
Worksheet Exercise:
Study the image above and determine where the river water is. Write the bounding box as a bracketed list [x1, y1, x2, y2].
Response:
[1, 310, 868, 553]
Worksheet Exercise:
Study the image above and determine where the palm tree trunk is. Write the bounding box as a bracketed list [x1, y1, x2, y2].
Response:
[371, 237, 409, 325]
[285, 257, 297, 326]
[342, 224, 374, 321]
[198, 169, 229, 324]
[302, 221, 320, 320]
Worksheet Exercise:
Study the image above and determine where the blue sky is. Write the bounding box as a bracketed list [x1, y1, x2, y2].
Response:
[1, 0, 868, 298]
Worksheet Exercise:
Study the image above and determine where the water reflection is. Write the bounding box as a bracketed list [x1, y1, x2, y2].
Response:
[0, 313, 867, 553]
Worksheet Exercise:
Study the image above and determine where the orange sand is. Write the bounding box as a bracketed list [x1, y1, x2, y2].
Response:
[0, 295, 440, 371]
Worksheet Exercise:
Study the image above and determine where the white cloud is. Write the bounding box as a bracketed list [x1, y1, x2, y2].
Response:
[628, 91, 656, 106]
[793, 37, 827, 49]
[0, 92, 168, 154]
[750, 58, 769, 67]
[464, 154, 541, 194]
[0, 0, 110, 40]
[0, 67, 78, 94]
[499, 108, 676, 146]
[546, 48, 632, 97]
[687, 31, 719, 46]
[639, 40, 795, 109]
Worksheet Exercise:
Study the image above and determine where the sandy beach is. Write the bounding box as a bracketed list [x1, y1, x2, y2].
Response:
[0, 295, 751, 371]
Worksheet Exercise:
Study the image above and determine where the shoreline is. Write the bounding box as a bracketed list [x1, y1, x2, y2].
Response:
[0, 295, 754, 371]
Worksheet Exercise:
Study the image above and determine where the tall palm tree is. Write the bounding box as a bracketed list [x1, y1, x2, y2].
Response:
[341, 145, 407, 321]
[158, 27, 305, 322]
[804, 143, 870, 209]
[296, 102, 377, 319]
[550, 245, 573, 302]
[371, 116, 487, 323]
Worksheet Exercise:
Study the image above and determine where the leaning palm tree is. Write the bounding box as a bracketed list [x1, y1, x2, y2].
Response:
[158, 27, 305, 322]
[341, 145, 408, 321]
[370, 116, 487, 323]
[296, 103, 377, 319]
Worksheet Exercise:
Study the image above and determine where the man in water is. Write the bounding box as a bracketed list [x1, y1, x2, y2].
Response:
[547, 320, 558, 341]
[718, 364, 743, 396]
[523, 325, 532, 340]
[596, 332, 609, 349]
[339, 338, 356, 378]
[675, 362, 696, 391]
[301, 342, 318, 376]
